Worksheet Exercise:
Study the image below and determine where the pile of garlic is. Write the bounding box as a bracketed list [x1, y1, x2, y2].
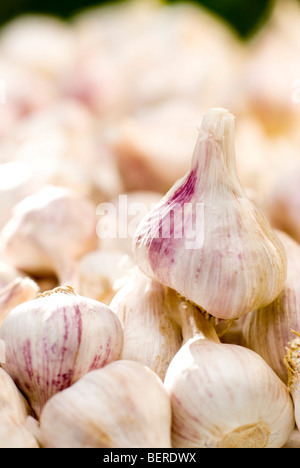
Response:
[0, 0, 299, 449]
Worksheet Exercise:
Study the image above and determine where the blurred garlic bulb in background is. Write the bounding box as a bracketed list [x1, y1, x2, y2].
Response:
[234, 115, 300, 208]
[265, 166, 300, 245]
[236, 0, 300, 134]
[0, 162, 42, 229]
[77, 249, 135, 304]
[164, 300, 295, 448]
[0, 285, 123, 417]
[110, 267, 182, 380]
[0, 277, 39, 327]
[38, 360, 172, 448]
[99, 190, 163, 254]
[0, 185, 98, 287]
[110, 100, 203, 193]
[242, 231, 300, 383]
[0, 368, 39, 448]
[134, 108, 287, 320]
[0, 260, 23, 289]
[0, 14, 75, 79]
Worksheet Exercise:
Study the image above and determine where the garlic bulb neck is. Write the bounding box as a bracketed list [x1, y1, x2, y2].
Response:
[179, 301, 219, 344]
[38, 284, 76, 298]
[198, 107, 239, 186]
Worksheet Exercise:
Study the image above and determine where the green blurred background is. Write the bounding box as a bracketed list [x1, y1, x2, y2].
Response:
[0, 0, 282, 38]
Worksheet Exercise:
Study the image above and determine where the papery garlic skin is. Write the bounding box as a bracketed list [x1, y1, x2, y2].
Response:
[109, 267, 182, 380]
[0, 286, 123, 417]
[242, 231, 300, 383]
[0, 368, 39, 448]
[0, 185, 98, 286]
[133, 108, 287, 320]
[164, 303, 295, 448]
[39, 360, 172, 448]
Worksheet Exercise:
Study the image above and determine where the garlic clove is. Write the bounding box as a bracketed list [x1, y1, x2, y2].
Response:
[0, 277, 39, 327]
[133, 108, 287, 320]
[0, 285, 123, 417]
[164, 301, 295, 448]
[39, 360, 172, 448]
[242, 230, 300, 383]
[0, 185, 98, 288]
[0, 368, 39, 448]
[77, 249, 135, 304]
[284, 331, 300, 431]
[109, 267, 182, 380]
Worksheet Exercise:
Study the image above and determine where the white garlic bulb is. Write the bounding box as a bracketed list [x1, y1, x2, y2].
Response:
[110, 267, 182, 380]
[0, 185, 98, 287]
[38, 360, 172, 448]
[0, 285, 123, 417]
[285, 331, 300, 432]
[133, 108, 287, 320]
[0, 277, 39, 327]
[242, 231, 300, 383]
[0, 368, 39, 448]
[164, 301, 295, 448]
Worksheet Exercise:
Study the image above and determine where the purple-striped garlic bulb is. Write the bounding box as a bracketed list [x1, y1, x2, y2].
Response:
[0, 285, 123, 417]
[133, 108, 287, 320]
[0, 185, 98, 288]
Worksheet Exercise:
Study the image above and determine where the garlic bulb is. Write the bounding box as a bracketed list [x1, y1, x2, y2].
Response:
[0, 368, 39, 448]
[285, 331, 300, 431]
[265, 166, 300, 245]
[77, 249, 135, 304]
[164, 300, 295, 448]
[0, 285, 123, 417]
[242, 231, 300, 383]
[109, 267, 182, 380]
[0, 277, 39, 327]
[0, 185, 98, 287]
[38, 360, 172, 448]
[133, 108, 287, 320]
